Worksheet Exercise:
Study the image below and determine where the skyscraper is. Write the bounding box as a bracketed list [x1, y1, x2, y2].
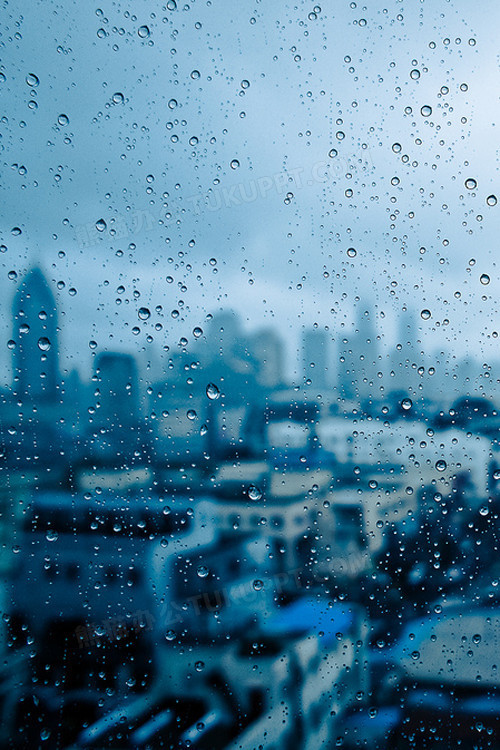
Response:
[12, 266, 59, 402]
[303, 328, 329, 389]
[94, 352, 140, 428]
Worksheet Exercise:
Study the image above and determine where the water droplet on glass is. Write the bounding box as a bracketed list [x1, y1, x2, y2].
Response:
[57, 114, 69, 126]
[401, 398, 413, 411]
[46, 529, 58, 542]
[420, 309, 431, 320]
[26, 73, 39, 87]
[435, 459, 447, 472]
[248, 485, 263, 501]
[465, 178, 477, 191]
[197, 565, 209, 578]
[95, 218, 107, 232]
[230, 159, 240, 169]
[410, 69, 420, 80]
[190, 70, 201, 79]
[138, 25, 150, 38]
[486, 195, 497, 206]
[420, 105, 432, 117]
[138, 307, 151, 320]
[253, 579, 264, 591]
[206, 382, 220, 400]
[194, 660, 205, 672]
[187, 409, 197, 420]
[112, 92, 124, 104]
[480, 274, 490, 285]
[193, 326, 203, 338]
[346, 248, 357, 258]
[38, 337, 51, 352]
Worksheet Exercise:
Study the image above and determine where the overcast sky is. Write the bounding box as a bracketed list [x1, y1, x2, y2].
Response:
[1, 0, 500, 383]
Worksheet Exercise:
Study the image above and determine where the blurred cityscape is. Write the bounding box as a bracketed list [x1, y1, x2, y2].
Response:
[2, 265, 500, 748]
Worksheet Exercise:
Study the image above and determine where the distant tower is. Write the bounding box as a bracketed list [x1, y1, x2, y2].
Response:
[94, 352, 140, 428]
[303, 328, 329, 389]
[12, 267, 59, 402]
[250, 328, 284, 388]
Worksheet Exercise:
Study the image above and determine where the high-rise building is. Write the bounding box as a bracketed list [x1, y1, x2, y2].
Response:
[337, 306, 380, 403]
[302, 328, 329, 389]
[94, 352, 140, 428]
[250, 328, 284, 388]
[12, 266, 59, 402]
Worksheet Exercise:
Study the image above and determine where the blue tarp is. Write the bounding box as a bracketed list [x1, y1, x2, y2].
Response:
[262, 597, 355, 647]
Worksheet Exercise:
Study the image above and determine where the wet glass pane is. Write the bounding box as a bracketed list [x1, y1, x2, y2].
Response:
[1, 1, 499, 748]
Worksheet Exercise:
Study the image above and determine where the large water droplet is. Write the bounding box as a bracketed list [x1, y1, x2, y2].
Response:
[37, 337, 51, 352]
[248, 485, 263, 501]
[206, 382, 220, 400]
[138, 307, 151, 320]
[138, 25, 150, 38]
[465, 178, 477, 191]
[420, 105, 432, 117]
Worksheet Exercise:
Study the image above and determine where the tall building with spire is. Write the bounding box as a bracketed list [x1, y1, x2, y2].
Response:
[12, 267, 59, 402]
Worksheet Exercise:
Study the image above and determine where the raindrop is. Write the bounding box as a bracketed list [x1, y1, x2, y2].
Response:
[435, 459, 447, 472]
[401, 398, 413, 411]
[11, 227, 21, 236]
[420, 105, 432, 117]
[346, 248, 357, 258]
[138, 307, 151, 320]
[187, 409, 197, 420]
[392, 143, 402, 153]
[168, 98, 178, 109]
[46, 529, 58, 542]
[95, 218, 107, 232]
[253, 579, 264, 591]
[197, 565, 209, 578]
[194, 661, 205, 672]
[480, 274, 490, 285]
[328, 148, 338, 158]
[420, 309, 431, 320]
[138, 25, 150, 38]
[193, 326, 203, 338]
[57, 114, 69, 126]
[26, 73, 39, 87]
[248, 485, 262, 501]
[241, 79, 250, 89]
[190, 70, 201, 80]
[410, 69, 420, 80]
[486, 195, 497, 206]
[465, 178, 477, 191]
[37, 337, 51, 352]
[206, 382, 220, 400]
[112, 92, 124, 104]
[230, 159, 240, 169]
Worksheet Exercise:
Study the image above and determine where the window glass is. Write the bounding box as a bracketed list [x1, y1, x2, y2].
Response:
[1, 2, 498, 747]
